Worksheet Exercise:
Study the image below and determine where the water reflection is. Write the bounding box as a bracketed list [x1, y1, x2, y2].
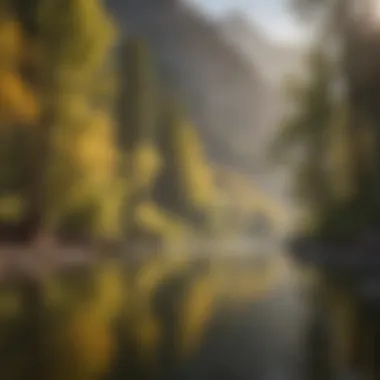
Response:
[0, 254, 309, 380]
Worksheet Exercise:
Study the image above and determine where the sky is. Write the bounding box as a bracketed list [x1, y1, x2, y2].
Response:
[184, 0, 310, 44]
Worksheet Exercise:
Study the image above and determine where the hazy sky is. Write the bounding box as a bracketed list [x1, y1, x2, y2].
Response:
[185, 0, 309, 44]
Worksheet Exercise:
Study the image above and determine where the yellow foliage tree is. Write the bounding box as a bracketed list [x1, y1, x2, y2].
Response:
[0, 13, 39, 126]
[0, 70, 38, 125]
[22, 0, 122, 242]
[174, 119, 221, 210]
[0, 11, 40, 230]
[155, 100, 224, 236]
[52, 110, 125, 240]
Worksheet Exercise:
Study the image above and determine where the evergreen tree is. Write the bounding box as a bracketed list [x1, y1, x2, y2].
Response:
[272, 43, 366, 239]
[278, 1, 380, 239]
[273, 46, 337, 228]
[118, 38, 191, 246]
[153, 97, 222, 234]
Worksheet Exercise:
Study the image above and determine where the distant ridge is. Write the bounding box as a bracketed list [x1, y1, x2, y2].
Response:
[106, 0, 303, 203]
[219, 11, 304, 87]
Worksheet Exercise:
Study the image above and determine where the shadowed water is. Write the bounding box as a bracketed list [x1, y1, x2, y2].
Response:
[0, 252, 358, 380]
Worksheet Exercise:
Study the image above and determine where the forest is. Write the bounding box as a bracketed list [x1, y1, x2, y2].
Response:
[0, 0, 286, 249]
[0, 0, 380, 379]
[0, 1, 304, 379]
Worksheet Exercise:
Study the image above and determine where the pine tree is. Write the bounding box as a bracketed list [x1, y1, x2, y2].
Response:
[0, 5, 39, 126]
[117, 37, 166, 244]
[153, 98, 222, 234]
[117, 38, 158, 154]
[272, 36, 380, 240]
[273, 47, 337, 227]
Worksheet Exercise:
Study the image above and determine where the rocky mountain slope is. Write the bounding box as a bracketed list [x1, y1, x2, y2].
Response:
[107, 1, 281, 167]
[219, 11, 304, 88]
[106, 0, 302, 211]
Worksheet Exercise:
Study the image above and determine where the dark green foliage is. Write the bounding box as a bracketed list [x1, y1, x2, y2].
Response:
[153, 99, 205, 225]
[272, 46, 336, 231]
[117, 37, 159, 153]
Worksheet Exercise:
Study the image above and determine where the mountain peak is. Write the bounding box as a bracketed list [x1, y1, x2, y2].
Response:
[107, 0, 290, 175]
[222, 11, 259, 30]
[219, 12, 304, 86]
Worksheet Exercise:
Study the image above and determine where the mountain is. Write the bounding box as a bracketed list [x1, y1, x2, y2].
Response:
[105, 0, 307, 215]
[219, 12, 304, 88]
[218, 11, 307, 144]
[106, 0, 282, 171]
